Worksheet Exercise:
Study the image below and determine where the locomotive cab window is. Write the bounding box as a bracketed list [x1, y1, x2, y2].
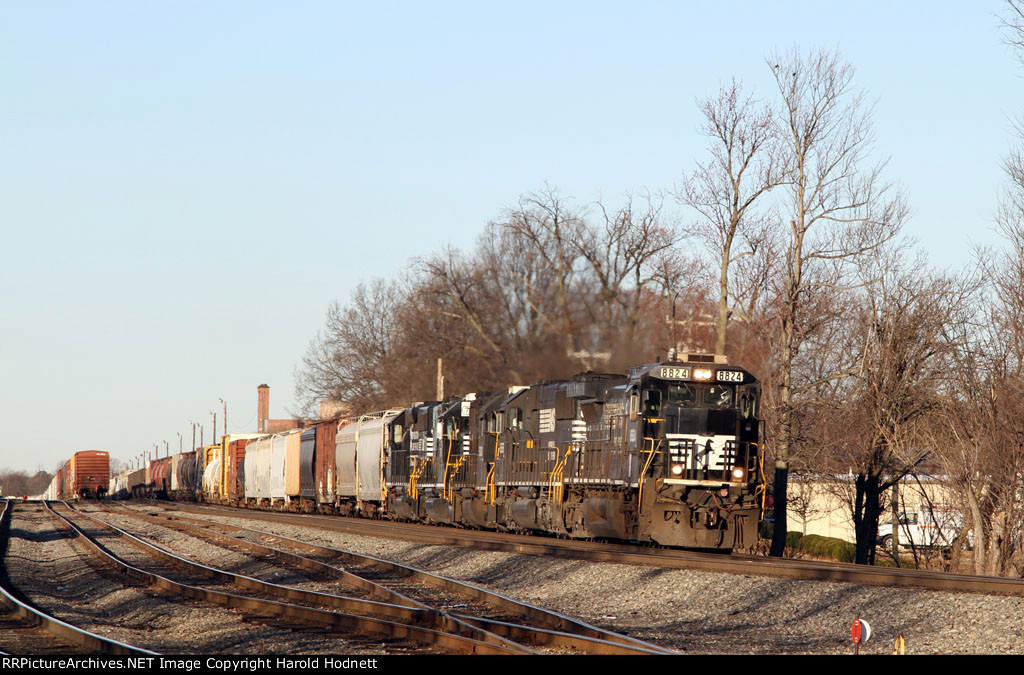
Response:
[642, 389, 661, 416]
[703, 386, 734, 409]
[667, 383, 696, 407]
[739, 390, 759, 419]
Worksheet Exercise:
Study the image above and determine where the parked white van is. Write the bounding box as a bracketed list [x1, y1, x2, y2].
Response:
[877, 507, 965, 549]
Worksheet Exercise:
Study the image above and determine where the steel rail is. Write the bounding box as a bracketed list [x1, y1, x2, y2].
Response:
[0, 499, 156, 656]
[91, 502, 432, 619]
[74, 501, 534, 654]
[106, 501, 669, 655]
[46, 501, 525, 655]
[154, 499, 1024, 598]
[447, 614, 670, 655]
[121, 503, 677, 655]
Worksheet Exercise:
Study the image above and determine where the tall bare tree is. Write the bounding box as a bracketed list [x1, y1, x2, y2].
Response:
[766, 46, 907, 557]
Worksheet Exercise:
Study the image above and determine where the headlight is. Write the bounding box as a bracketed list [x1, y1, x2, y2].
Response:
[694, 368, 713, 381]
[671, 464, 684, 476]
[731, 468, 745, 481]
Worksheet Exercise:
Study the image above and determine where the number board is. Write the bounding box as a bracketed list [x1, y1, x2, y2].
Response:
[656, 366, 691, 380]
[717, 370, 745, 383]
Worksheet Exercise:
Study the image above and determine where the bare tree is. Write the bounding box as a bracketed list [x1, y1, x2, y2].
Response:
[1002, 0, 1024, 66]
[925, 0, 1024, 576]
[579, 192, 678, 366]
[678, 80, 785, 356]
[837, 251, 975, 565]
[929, 308, 1024, 576]
[499, 186, 590, 361]
[766, 46, 908, 557]
[928, 164, 1024, 575]
[294, 278, 405, 414]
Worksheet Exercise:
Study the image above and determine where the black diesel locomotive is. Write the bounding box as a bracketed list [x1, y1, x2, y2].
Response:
[382, 353, 764, 550]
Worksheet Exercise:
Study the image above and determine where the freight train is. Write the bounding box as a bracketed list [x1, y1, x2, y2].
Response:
[66, 354, 766, 551]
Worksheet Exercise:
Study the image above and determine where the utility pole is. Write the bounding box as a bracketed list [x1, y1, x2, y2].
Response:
[436, 358, 444, 400]
[210, 411, 217, 445]
[219, 398, 227, 438]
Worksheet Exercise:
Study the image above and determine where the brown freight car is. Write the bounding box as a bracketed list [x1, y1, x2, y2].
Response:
[314, 417, 345, 513]
[67, 450, 110, 499]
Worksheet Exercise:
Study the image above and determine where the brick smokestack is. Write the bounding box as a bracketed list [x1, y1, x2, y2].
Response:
[257, 384, 269, 433]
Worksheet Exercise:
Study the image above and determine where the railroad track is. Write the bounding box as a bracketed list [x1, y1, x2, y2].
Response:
[57, 501, 672, 655]
[0, 499, 154, 655]
[142, 499, 1024, 598]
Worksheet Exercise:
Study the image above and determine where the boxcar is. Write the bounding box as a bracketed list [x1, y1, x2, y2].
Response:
[314, 418, 345, 512]
[67, 450, 110, 499]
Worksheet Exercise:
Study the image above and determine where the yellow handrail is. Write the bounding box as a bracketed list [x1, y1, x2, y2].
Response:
[445, 455, 468, 502]
[441, 433, 454, 501]
[485, 432, 500, 505]
[547, 446, 573, 505]
[410, 456, 430, 501]
[637, 437, 660, 516]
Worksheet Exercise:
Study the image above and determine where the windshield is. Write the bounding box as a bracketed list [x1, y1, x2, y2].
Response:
[645, 382, 735, 410]
[667, 383, 695, 406]
[703, 386, 733, 409]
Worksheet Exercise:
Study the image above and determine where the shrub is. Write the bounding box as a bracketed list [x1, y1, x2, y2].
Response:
[795, 534, 856, 563]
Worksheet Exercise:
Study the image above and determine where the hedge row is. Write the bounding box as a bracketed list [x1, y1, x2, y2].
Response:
[760, 524, 857, 563]
[791, 533, 856, 563]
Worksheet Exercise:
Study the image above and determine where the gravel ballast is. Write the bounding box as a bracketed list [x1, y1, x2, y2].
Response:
[145, 504, 1024, 655]
[4, 504, 422, 654]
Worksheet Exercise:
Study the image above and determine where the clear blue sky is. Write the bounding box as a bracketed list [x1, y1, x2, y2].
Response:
[1, 1, 1020, 475]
